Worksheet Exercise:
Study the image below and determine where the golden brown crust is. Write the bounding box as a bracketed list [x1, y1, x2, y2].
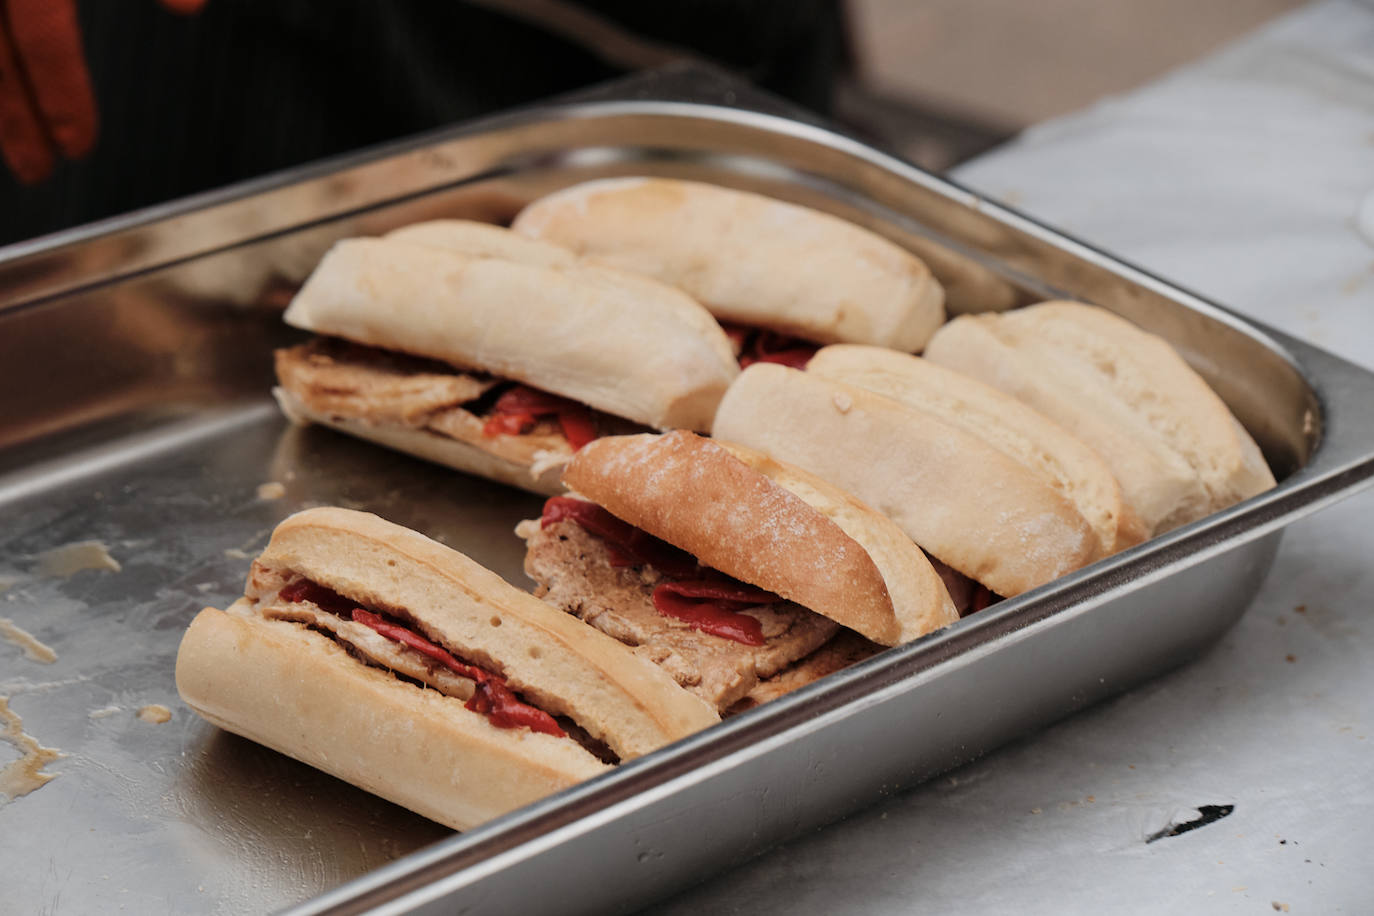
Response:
[176, 605, 608, 831]
[252, 507, 719, 761]
[561, 432, 952, 645]
[712, 364, 1102, 596]
[711, 441, 958, 643]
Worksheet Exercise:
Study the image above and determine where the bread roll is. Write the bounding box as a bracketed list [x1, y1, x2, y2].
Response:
[712, 364, 1102, 596]
[923, 301, 1275, 533]
[562, 431, 958, 645]
[283, 237, 739, 432]
[176, 507, 720, 830]
[806, 344, 1146, 555]
[512, 177, 946, 350]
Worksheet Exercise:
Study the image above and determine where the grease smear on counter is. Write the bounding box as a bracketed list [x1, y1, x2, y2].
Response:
[0, 618, 56, 664]
[0, 696, 64, 803]
[36, 541, 121, 577]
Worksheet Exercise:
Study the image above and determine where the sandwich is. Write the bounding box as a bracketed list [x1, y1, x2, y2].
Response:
[517, 431, 959, 713]
[923, 301, 1276, 534]
[511, 177, 947, 362]
[273, 221, 740, 495]
[711, 363, 1105, 602]
[175, 507, 720, 831]
[804, 344, 1147, 557]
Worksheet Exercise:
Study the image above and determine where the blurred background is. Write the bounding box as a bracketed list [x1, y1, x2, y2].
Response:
[0, 0, 1305, 246]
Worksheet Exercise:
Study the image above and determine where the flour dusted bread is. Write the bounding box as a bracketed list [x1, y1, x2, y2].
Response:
[519, 432, 955, 713]
[712, 364, 1103, 597]
[923, 301, 1276, 534]
[561, 432, 958, 646]
[176, 507, 718, 830]
[806, 345, 1146, 555]
[512, 177, 946, 350]
[283, 237, 737, 432]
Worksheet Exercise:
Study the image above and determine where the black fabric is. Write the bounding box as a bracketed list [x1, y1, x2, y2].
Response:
[0, 0, 843, 246]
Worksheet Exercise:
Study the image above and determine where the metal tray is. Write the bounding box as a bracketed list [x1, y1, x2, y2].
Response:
[3, 65, 1373, 915]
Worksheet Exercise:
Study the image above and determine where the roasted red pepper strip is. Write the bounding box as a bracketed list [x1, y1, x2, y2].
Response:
[482, 384, 598, 451]
[721, 322, 819, 370]
[278, 579, 357, 616]
[350, 609, 565, 737]
[556, 407, 599, 450]
[720, 321, 753, 355]
[276, 580, 564, 737]
[654, 579, 779, 604]
[542, 498, 780, 646]
[745, 346, 817, 370]
[651, 580, 769, 646]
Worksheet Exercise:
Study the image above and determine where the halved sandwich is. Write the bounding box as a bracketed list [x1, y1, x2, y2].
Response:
[805, 344, 1147, 557]
[511, 177, 947, 365]
[274, 222, 740, 494]
[923, 301, 1276, 534]
[517, 431, 959, 713]
[712, 363, 1105, 603]
[176, 507, 719, 831]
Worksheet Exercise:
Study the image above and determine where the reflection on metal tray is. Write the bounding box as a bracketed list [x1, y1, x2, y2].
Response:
[2, 65, 1373, 916]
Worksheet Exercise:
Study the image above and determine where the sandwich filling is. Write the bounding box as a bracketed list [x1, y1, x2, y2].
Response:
[275, 337, 635, 469]
[241, 561, 618, 759]
[518, 497, 839, 711]
[721, 321, 818, 370]
[926, 556, 1001, 618]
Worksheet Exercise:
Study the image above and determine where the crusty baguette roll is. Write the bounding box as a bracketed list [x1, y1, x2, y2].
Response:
[562, 431, 958, 645]
[177, 605, 606, 831]
[712, 364, 1103, 597]
[384, 219, 578, 268]
[806, 344, 1146, 555]
[283, 237, 738, 432]
[512, 177, 946, 351]
[176, 507, 718, 830]
[923, 301, 1276, 534]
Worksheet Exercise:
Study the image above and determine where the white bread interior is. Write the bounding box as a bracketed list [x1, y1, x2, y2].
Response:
[512, 177, 946, 351]
[712, 364, 1102, 597]
[176, 603, 608, 831]
[283, 237, 738, 431]
[806, 344, 1146, 555]
[562, 432, 957, 646]
[924, 301, 1276, 534]
[273, 386, 567, 496]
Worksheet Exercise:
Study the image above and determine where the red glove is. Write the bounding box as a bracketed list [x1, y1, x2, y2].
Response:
[0, 0, 205, 184]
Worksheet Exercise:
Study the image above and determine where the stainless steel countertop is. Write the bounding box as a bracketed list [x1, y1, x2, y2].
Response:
[643, 2, 1374, 912]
